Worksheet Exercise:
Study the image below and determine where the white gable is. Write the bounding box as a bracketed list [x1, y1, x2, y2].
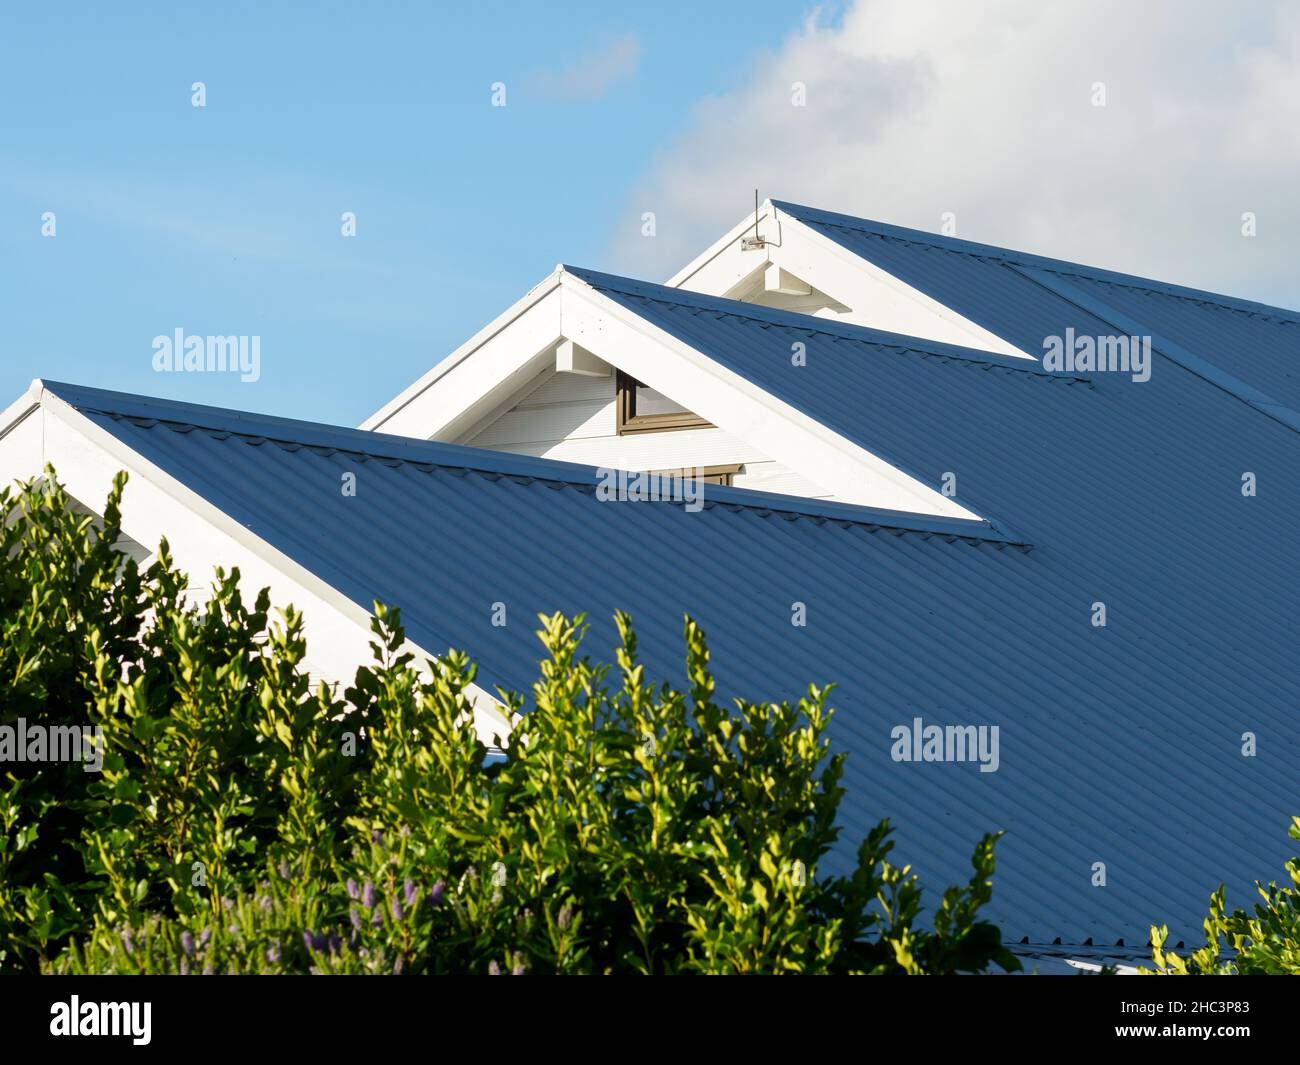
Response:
[463, 366, 831, 500]
[0, 383, 511, 746]
[667, 199, 1033, 359]
[364, 268, 980, 520]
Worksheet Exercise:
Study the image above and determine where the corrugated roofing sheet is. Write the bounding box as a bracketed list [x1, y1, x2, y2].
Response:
[775, 200, 1300, 424]
[41, 256, 1300, 951]
[569, 270, 1297, 951]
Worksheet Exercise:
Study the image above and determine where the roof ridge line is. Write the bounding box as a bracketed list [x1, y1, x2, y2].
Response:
[123, 411, 1029, 546]
[37, 379, 637, 486]
[42, 381, 1028, 546]
[565, 266, 1076, 380]
[773, 201, 1300, 326]
[1012, 266, 1300, 435]
[102, 407, 590, 482]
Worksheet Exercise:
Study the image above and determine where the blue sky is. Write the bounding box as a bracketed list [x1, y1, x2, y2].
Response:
[0, 1, 833, 424]
[5, 2, 1299, 427]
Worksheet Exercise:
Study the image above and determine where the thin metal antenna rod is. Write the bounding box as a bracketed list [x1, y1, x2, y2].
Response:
[742, 189, 765, 250]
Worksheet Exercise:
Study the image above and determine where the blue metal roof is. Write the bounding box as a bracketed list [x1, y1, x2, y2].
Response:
[773, 200, 1300, 430]
[41, 260, 1300, 954]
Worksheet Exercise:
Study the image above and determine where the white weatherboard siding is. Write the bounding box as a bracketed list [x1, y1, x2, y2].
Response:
[0, 385, 512, 746]
[464, 367, 833, 499]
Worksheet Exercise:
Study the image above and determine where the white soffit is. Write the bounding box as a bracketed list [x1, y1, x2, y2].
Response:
[668, 200, 1033, 360]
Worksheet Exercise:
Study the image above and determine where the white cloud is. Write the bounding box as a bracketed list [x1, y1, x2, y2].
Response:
[609, 1, 1300, 308]
[532, 33, 641, 100]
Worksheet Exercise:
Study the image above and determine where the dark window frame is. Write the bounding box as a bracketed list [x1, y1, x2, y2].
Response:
[615, 370, 712, 435]
[649, 464, 743, 487]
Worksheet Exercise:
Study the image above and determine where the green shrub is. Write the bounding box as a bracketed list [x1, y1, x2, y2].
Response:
[3, 469, 1018, 974]
[1144, 817, 1300, 975]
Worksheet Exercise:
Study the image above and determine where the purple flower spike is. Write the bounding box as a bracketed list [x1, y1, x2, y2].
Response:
[302, 931, 315, 953]
[372, 908, 383, 927]
[430, 880, 446, 905]
[488, 960, 501, 976]
[180, 930, 195, 957]
[403, 878, 417, 906]
[267, 942, 282, 964]
[362, 880, 376, 909]
[346, 878, 360, 900]
[328, 932, 342, 955]
[512, 962, 525, 976]
[180, 958, 190, 976]
[558, 904, 573, 931]
[200, 927, 212, 947]
[349, 907, 363, 931]
[391, 896, 404, 921]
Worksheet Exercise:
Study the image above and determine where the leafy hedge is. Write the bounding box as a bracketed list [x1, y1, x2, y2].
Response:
[1145, 817, 1300, 975]
[1, 469, 1020, 974]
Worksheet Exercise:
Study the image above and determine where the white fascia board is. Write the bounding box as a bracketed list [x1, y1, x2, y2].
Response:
[664, 201, 782, 294]
[361, 270, 565, 437]
[669, 202, 1032, 360]
[1065, 959, 1140, 975]
[557, 275, 978, 519]
[0, 380, 43, 443]
[27, 384, 511, 743]
[352, 258, 982, 518]
[0, 385, 46, 509]
[773, 214, 1032, 359]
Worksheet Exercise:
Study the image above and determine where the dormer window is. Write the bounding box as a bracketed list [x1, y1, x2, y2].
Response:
[615, 370, 712, 435]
